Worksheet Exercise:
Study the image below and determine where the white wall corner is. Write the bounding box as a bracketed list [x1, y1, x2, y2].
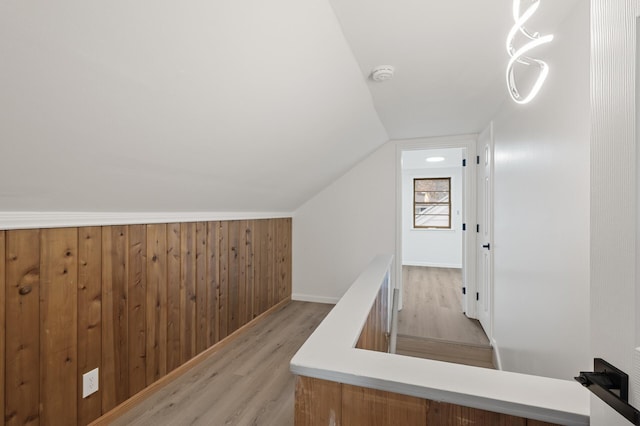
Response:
[492, 338, 503, 371]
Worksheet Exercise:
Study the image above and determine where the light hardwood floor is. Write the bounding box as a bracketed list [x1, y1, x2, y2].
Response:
[398, 266, 489, 346]
[109, 301, 332, 426]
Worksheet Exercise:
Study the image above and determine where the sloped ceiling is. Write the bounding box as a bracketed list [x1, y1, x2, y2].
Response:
[328, 0, 582, 139]
[0, 0, 387, 212]
[0, 0, 582, 213]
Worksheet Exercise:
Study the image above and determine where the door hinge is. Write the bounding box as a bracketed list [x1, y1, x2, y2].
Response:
[462, 223, 466, 231]
[476, 292, 480, 301]
[477, 155, 480, 165]
[476, 224, 480, 233]
[462, 158, 467, 167]
[462, 287, 466, 295]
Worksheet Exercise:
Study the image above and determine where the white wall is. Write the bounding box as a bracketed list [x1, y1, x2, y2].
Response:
[590, 0, 639, 423]
[491, 1, 590, 380]
[402, 166, 463, 268]
[292, 143, 396, 303]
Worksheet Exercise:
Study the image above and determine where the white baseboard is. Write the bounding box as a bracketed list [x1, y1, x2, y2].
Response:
[402, 261, 462, 269]
[292, 293, 339, 304]
[491, 337, 502, 370]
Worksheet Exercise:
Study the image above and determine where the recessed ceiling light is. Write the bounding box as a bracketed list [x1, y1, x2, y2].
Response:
[426, 157, 445, 163]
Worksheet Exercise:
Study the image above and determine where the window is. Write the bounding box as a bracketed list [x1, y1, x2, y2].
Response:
[413, 177, 451, 229]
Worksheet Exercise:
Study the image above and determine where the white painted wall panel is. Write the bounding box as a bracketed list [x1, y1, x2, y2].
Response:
[491, 1, 590, 380]
[292, 143, 396, 303]
[590, 0, 639, 423]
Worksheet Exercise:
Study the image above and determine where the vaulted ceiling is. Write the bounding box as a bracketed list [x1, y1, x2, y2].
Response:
[0, 0, 580, 212]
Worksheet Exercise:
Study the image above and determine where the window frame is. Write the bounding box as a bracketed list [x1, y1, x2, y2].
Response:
[413, 177, 452, 229]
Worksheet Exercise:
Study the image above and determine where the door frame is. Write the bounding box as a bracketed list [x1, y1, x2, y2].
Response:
[395, 134, 478, 317]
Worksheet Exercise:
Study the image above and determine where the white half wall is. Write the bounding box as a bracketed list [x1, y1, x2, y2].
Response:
[491, 1, 590, 380]
[402, 166, 463, 268]
[292, 143, 396, 303]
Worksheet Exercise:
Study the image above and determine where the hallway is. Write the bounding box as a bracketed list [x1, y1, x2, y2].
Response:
[397, 266, 493, 368]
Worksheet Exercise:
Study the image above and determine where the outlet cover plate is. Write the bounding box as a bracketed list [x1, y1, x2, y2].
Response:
[83, 368, 99, 398]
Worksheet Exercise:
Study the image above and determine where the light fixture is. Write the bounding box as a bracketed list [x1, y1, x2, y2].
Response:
[506, 0, 554, 104]
[426, 157, 445, 163]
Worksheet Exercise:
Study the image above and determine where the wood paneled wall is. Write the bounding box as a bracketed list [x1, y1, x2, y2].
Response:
[294, 376, 559, 426]
[0, 218, 291, 426]
[355, 274, 389, 353]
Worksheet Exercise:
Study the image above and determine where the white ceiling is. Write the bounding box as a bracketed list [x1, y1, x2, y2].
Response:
[0, 0, 582, 213]
[328, 0, 583, 139]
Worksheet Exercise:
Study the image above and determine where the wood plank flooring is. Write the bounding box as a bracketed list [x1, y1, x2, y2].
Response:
[108, 301, 332, 426]
[398, 266, 489, 346]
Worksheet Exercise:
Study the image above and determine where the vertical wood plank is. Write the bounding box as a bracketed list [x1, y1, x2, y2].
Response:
[342, 383, 427, 425]
[166, 223, 181, 371]
[284, 218, 292, 299]
[245, 221, 254, 322]
[77, 227, 102, 425]
[238, 221, 248, 327]
[40, 227, 78, 425]
[267, 219, 275, 308]
[427, 401, 527, 425]
[0, 231, 4, 426]
[206, 222, 219, 347]
[258, 220, 269, 315]
[180, 223, 196, 364]
[101, 225, 129, 411]
[252, 220, 263, 317]
[146, 224, 167, 384]
[218, 222, 229, 340]
[128, 225, 147, 396]
[195, 222, 207, 354]
[295, 376, 342, 426]
[227, 221, 240, 333]
[5, 229, 40, 426]
[276, 218, 286, 303]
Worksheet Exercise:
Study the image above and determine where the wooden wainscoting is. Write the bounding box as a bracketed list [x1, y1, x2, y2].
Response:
[355, 273, 389, 353]
[0, 218, 291, 426]
[294, 376, 559, 426]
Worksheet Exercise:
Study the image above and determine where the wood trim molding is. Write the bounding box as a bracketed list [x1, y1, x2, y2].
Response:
[0, 211, 293, 231]
[89, 297, 291, 425]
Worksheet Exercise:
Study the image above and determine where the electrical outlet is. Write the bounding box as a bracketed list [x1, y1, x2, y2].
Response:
[83, 368, 99, 398]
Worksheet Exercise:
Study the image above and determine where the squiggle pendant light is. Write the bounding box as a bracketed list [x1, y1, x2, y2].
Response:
[506, 0, 554, 104]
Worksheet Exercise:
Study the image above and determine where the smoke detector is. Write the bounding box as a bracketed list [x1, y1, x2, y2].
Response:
[371, 65, 395, 82]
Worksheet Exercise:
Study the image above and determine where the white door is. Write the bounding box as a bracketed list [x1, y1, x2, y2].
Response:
[476, 123, 493, 339]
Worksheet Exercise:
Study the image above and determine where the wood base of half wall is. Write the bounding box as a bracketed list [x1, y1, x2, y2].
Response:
[294, 376, 559, 426]
[90, 297, 291, 425]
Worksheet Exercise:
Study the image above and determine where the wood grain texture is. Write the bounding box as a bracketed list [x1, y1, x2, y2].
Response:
[427, 401, 527, 425]
[40, 227, 78, 425]
[77, 227, 103, 425]
[0, 231, 4, 426]
[180, 223, 196, 364]
[295, 376, 342, 426]
[206, 221, 219, 347]
[342, 384, 427, 425]
[195, 222, 207, 354]
[145, 224, 167, 385]
[355, 275, 389, 353]
[128, 225, 147, 396]
[101, 226, 129, 411]
[166, 223, 181, 372]
[218, 221, 229, 340]
[108, 302, 330, 426]
[399, 266, 489, 345]
[5, 229, 41, 426]
[1, 218, 292, 425]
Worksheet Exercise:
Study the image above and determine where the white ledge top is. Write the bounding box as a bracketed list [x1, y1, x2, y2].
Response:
[290, 254, 590, 426]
